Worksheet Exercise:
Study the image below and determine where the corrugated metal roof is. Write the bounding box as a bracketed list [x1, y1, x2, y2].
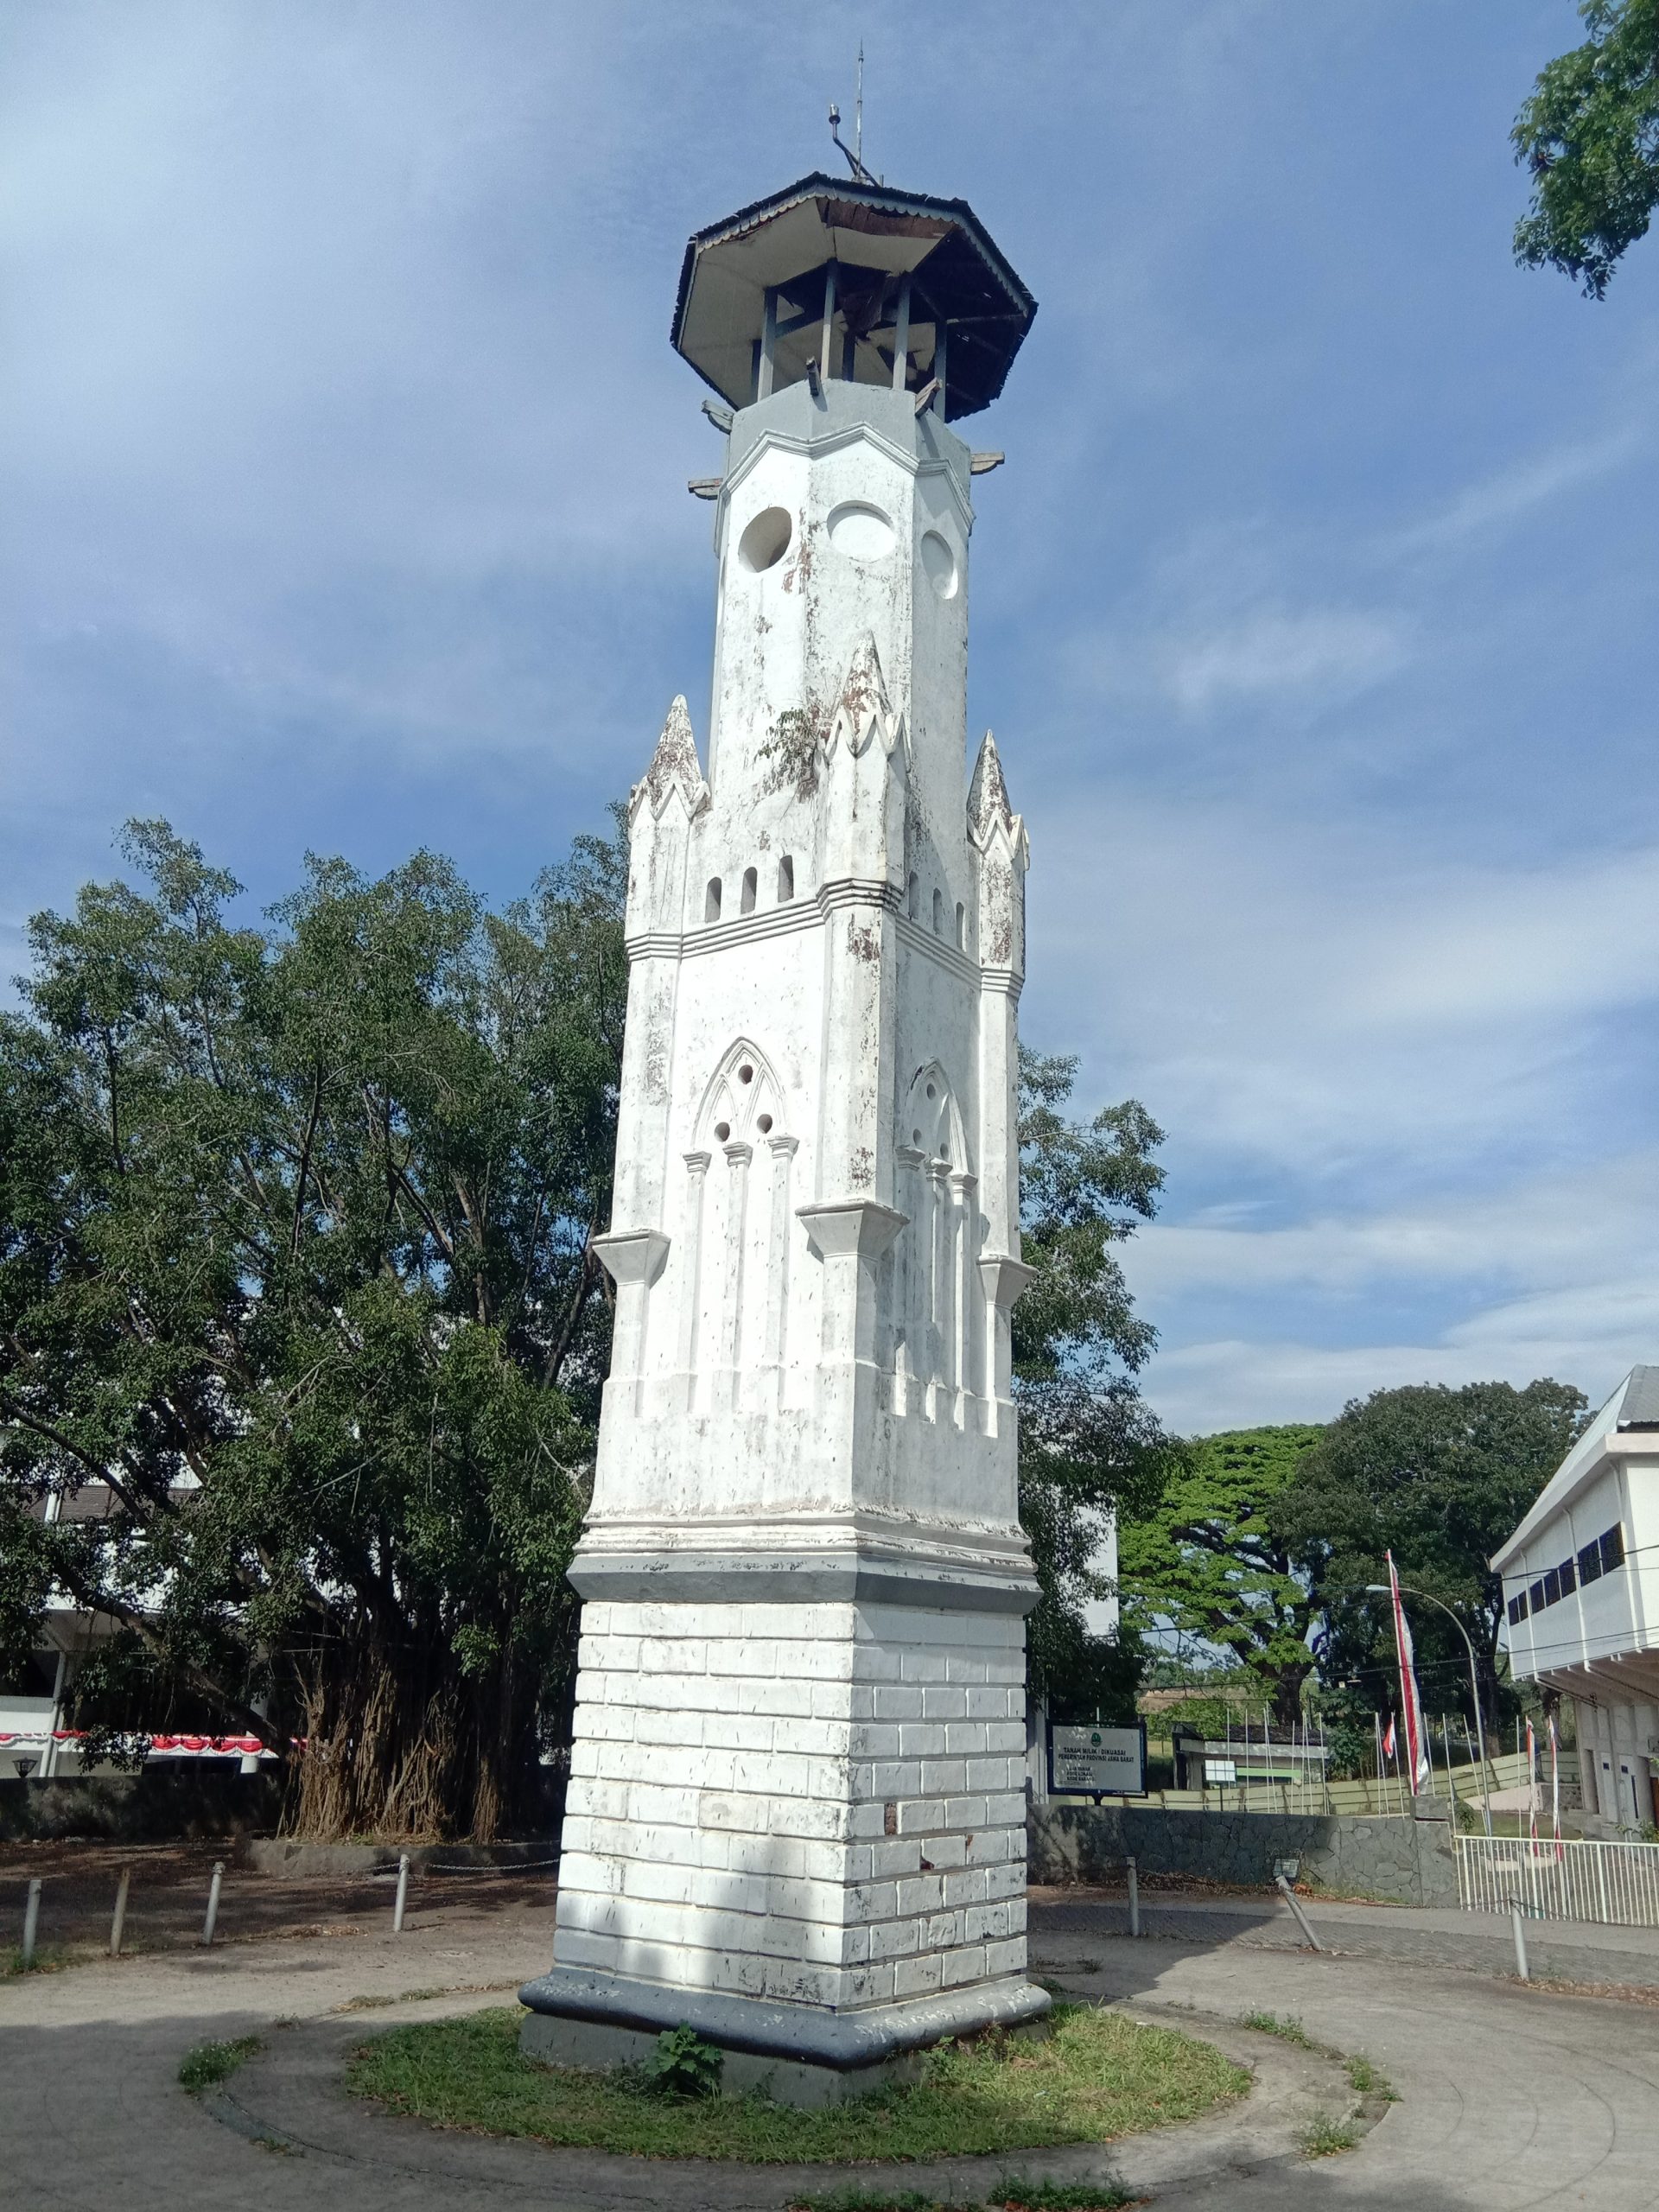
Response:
[1618, 1364, 1659, 1427]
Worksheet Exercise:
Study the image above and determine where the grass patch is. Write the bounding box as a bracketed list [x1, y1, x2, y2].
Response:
[178, 2035, 262, 2090]
[1237, 2011, 1313, 2047]
[786, 2192, 979, 2212]
[785, 2187, 1133, 2212]
[987, 2179, 1135, 2210]
[347, 2003, 1246, 2162]
[1297, 2111, 1360, 2158]
[1344, 2055, 1397, 2101]
[2, 1944, 69, 1977]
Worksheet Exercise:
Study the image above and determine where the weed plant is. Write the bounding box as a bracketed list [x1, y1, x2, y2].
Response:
[178, 2036, 262, 2090]
[1297, 2112, 1360, 2158]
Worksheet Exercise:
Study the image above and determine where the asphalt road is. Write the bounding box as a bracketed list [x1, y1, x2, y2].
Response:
[3, 1883, 1656, 2209]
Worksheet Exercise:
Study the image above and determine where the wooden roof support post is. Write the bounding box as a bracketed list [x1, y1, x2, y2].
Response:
[758, 285, 778, 401]
[891, 276, 911, 391]
[819, 264, 837, 383]
[933, 318, 948, 414]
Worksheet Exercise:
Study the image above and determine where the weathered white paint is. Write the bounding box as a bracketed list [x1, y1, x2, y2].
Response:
[545, 373, 1040, 2033]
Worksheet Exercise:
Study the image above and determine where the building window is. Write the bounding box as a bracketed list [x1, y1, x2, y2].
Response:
[1542, 1567, 1560, 1607]
[1507, 1592, 1527, 1626]
[778, 855, 794, 901]
[932, 887, 944, 934]
[741, 866, 757, 914]
[1601, 1524, 1626, 1573]
[705, 878, 722, 922]
[1580, 1539, 1603, 1586]
[907, 872, 919, 920]
[1530, 1580, 1546, 1614]
[955, 900, 965, 948]
[1558, 1555, 1577, 1598]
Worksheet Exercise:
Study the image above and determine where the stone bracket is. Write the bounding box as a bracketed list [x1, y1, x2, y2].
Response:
[592, 1229, 671, 1288]
[798, 1199, 906, 1262]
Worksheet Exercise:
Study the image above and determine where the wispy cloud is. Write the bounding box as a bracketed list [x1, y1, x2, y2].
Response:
[1150, 606, 1409, 713]
[1390, 427, 1646, 557]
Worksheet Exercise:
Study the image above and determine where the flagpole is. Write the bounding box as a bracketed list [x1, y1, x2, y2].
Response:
[1363, 1578, 1493, 1838]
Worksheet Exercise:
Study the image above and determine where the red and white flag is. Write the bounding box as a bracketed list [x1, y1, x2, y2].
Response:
[1386, 1553, 1432, 1794]
[1381, 1714, 1396, 1761]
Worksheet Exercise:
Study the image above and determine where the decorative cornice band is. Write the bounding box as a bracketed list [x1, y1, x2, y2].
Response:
[894, 913, 978, 986]
[568, 1545, 1040, 1616]
[721, 423, 976, 536]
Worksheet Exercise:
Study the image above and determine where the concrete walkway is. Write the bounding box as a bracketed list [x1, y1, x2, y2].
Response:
[1033, 1883, 1659, 1992]
[3, 1888, 1658, 2207]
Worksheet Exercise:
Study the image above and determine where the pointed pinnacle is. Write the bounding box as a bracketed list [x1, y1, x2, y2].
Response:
[639, 695, 705, 812]
[840, 633, 890, 723]
[969, 730, 1014, 836]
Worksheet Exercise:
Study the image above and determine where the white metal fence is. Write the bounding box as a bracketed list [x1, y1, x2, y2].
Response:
[1455, 1832, 1659, 1927]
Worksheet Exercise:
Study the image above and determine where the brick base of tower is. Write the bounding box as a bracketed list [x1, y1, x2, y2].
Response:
[518, 1588, 1049, 2092]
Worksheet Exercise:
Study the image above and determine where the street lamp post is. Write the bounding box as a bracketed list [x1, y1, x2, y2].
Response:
[1365, 1583, 1493, 1839]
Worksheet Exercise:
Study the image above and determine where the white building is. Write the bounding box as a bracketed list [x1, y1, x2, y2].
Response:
[1494, 1366, 1659, 1834]
[520, 170, 1048, 2094]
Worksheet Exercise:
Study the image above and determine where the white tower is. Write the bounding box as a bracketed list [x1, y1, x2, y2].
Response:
[523, 173, 1044, 2097]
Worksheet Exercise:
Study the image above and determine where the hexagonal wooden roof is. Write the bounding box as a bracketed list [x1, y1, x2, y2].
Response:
[671, 173, 1036, 422]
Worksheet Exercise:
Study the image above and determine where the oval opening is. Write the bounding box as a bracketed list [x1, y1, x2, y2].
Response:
[757, 1113, 773, 1135]
[921, 530, 958, 600]
[715, 1120, 731, 1142]
[738, 506, 792, 573]
[739, 1064, 753, 1084]
[828, 501, 896, 563]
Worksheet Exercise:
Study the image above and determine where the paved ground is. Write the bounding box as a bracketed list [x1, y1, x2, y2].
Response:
[3, 1880, 1659, 2208]
[1033, 1883, 1659, 1996]
[0, 1840, 556, 1961]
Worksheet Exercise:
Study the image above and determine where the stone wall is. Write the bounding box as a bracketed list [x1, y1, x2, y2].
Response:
[556, 1597, 1030, 2009]
[0, 1767, 284, 1843]
[1029, 1801, 1459, 1908]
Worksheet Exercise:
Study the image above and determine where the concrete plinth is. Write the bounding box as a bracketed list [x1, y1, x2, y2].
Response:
[518, 2012, 923, 2108]
[517, 1965, 1050, 2108]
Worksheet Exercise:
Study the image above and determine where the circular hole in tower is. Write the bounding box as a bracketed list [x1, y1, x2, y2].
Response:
[912, 1128, 923, 1146]
[925, 1084, 936, 1102]
[921, 530, 959, 600]
[757, 1113, 773, 1134]
[715, 1120, 731, 1142]
[739, 1064, 753, 1084]
[738, 506, 792, 573]
[827, 500, 896, 563]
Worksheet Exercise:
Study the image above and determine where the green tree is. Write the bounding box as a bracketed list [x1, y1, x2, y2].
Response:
[0, 819, 626, 1840]
[1273, 1379, 1589, 1726]
[1514, 0, 1659, 296]
[1014, 1049, 1171, 1720]
[1118, 1425, 1325, 1729]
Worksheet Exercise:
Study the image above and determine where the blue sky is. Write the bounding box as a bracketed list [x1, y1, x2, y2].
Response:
[5, 3, 1657, 1435]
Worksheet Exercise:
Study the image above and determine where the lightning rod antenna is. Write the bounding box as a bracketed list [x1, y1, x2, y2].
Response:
[827, 72, 874, 186]
[855, 42, 863, 168]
